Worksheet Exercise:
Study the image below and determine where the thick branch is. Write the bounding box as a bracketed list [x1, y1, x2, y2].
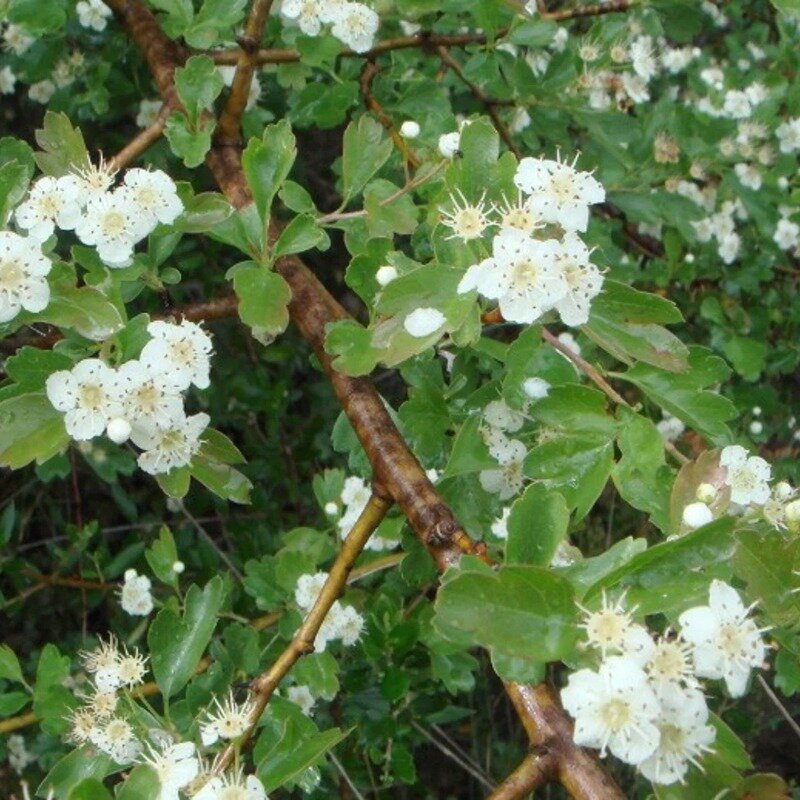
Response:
[487, 749, 557, 800]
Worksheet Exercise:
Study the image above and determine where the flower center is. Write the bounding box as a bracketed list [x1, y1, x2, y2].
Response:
[133, 185, 159, 210]
[716, 623, 746, 658]
[0, 259, 24, 292]
[160, 428, 186, 454]
[599, 698, 632, 732]
[452, 209, 484, 239]
[106, 720, 132, 744]
[659, 723, 686, 755]
[79, 383, 106, 410]
[648, 643, 688, 681]
[550, 171, 578, 203]
[220, 788, 248, 800]
[512, 258, 540, 289]
[504, 207, 537, 232]
[170, 339, 196, 366]
[135, 383, 161, 414]
[101, 211, 127, 237]
[586, 610, 626, 646]
[38, 193, 62, 217]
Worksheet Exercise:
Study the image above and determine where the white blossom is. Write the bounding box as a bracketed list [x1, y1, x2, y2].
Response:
[719, 445, 771, 506]
[403, 307, 446, 338]
[200, 691, 255, 746]
[119, 568, 154, 616]
[495, 194, 542, 235]
[458, 227, 567, 325]
[76, 0, 113, 31]
[281, 0, 325, 35]
[28, 80, 56, 104]
[7, 735, 35, 774]
[115, 358, 186, 431]
[2, 24, 34, 55]
[678, 579, 768, 697]
[0, 65, 16, 95]
[522, 377, 550, 400]
[90, 717, 142, 764]
[776, 117, 800, 154]
[15, 176, 84, 242]
[483, 399, 525, 433]
[194, 771, 268, 800]
[561, 656, 661, 764]
[514, 155, 605, 232]
[0, 231, 53, 323]
[138, 742, 200, 800]
[637, 688, 715, 785]
[337, 475, 396, 550]
[287, 685, 316, 716]
[295, 572, 328, 611]
[490, 506, 511, 540]
[553, 233, 603, 326]
[773, 218, 799, 251]
[479, 433, 526, 500]
[75, 189, 144, 267]
[131, 412, 209, 475]
[46, 359, 124, 441]
[438, 131, 461, 158]
[375, 265, 398, 286]
[330, 3, 379, 53]
[123, 168, 183, 230]
[136, 99, 162, 129]
[141, 320, 213, 390]
[656, 414, 684, 442]
[440, 190, 493, 242]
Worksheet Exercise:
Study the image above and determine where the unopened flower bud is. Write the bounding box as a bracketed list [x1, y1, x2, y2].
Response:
[375, 265, 398, 286]
[400, 120, 420, 139]
[696, 483, 717, 504]
[774, 481, 794, 501]
[438, 131, 461, 158]
[324, 501, 338, 515]
[683, 502, 713, 529]
[172, 560, 185, 574]
[106, 417, 132, 444]
[749, 420, 763, 435]
[785, 499, 800, 527]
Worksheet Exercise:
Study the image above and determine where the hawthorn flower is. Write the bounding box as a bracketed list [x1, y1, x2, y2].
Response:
[637, 688, 715, 785]
[644, 635, 698, 695]
[678, 579, 768, 697]
[337, 603, 365, 646]
[130, 412, 209, 475]
[561, 656, 661, 764]
[483, 399, 525, 433]
[136, 99, 162, 129]
[86, 688, 119, 719]
[138, 741, 200, 800]
[15, 176, 85, 242]
[400, 120, 420, 138]
[75, 189, 144, 267]
[0, 231, 53, 322]
[193, 771, 268, 800]
[141, 320, 213, 390]
[338, 475, 395, 550]
[90, 717, 142, 764]
[552, 233, 603, 326]
[115, 359, 186, 431]
[29, 80, 56, 104]
[123, 168, 184, 230]
[330, 3, 380, 53]
[287, 685, 316, 716]
[295, 572, 328, 611]
[0, 65, 16, 94]
[522, 377, 550, 400]
[67, 706, 98, 744]
[438, 131, 461, 158]
[458, 227, 567, 324]
[119, 569, 154, 616]
[773, 218, 799, 251]
[81, 635, 123, 690]
[776, 118, 800, 154]
[479, 434, 526, 500]
[490, 506, 511, 539]
[200, 691, 255, 746]
[2, 24, 33, 55]
[495, 194, 542, 235]
[375, 265, 398, 286]
[76, 0, 113, 31]
[440, 190, 493, 242]
[577, 591, 653, 662]
[46, 359, 124, 440]
[514, 154, 605, 232]
[719, 445, 771, 506]
[116, 646, 148, 688]
[70, 156, 118, 201]
[403, 307, 446, 338]
[282, 0, 325, 35]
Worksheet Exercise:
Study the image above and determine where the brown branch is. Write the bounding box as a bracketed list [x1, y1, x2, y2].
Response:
[435, 46, 520, 157]
[487, 749, 557, 800]
[108, 101, 174, 172]
[213, 492, 391, 774]
[359, 60, 419, 172]
[542, 0, 631, 21]
[216, 0, 274, 144]
[95, 3, 625, 796]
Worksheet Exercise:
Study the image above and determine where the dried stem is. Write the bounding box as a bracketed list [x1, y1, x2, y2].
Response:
[212, 493, 391, 773]
[216, 0, 275, 144]
[486, 749, 558, 800]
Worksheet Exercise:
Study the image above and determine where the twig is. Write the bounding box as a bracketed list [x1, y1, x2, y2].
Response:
[108, 102, 173, 171]
[180, 504, 243, 580]
[410, 720, 497, 792]
[328, 751, 367, 800]
[431, 723, 495, 785]
[436, 46, 520, 157]
[216, 0, 275, 144]
[487, 750, 558, 800]
[212, 492, 391, 773]
[542, 0, 632, 21]
[757, 674, 800, 742]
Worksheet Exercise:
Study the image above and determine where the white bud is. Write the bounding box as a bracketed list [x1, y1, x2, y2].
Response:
[522, 377, 550, 400]
[696, 483, 717, 504]
[399, 120, 420, 139]
[324, 501, 338, 515]
[785, 499, 800, 527]
[172, 560, 185, 574]
[749, 420, 763, 435]
[778, 177, 789, 190]
[106, 417, 132, 444]
[426, 468, 440, 483]
[438, 131, 461, 158]
[375, 265, 398, 286]
[774, 481, 794, 501]
[685, 253, 695, 263]
[403, 307, 446, 338]
[752, 406, 762, 416]
[682, 502, 713, 529]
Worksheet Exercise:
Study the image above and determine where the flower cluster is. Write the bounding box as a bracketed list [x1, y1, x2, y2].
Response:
[7, 735, 36, 775]
[294, 572, 365, 652]
[45, 319, 212, 475]
[336, 476, 397, 551]
[119, 568, 155, 616]
[281, 0, 380, 53]
[562, 580, 767, 785]
[455, 154, 605, 326]
[15, 162, 183, 267]
[0, 231, 53, 324]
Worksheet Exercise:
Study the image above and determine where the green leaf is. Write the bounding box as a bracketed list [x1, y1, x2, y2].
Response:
[148, 576, 225, 697]
[443, 414, 496, 477]
[115, 765, 160, 800]
[0, 393, 69, 469]
[183, 0, 248, 48]
[174, 55, 225, 123]
[148, 0, 194, 38]
[32, 644, 75, 736]
[173, 191, 232, 233]
[37, 285, 125, 341]
[272, 214, 326, 259]
[242, 121, 297, 227]
[710, 713, 753, 770]
[292, 653, 340, 700]
[155, 465, 191, 499]
[145, 525, 179, 586]
[34, 112, 89, 177]
[505, 484, 569, 566]
[0, 161, 31, 227]
[232, 262, 292, 336]
[0, 644, 25, 684]
[68, 779, 113, 800]
[190, 449, 253, 504]
[342, 116, 394, 202]
[324, 319, 380, 377]
[435, 565, 579, 662]
[617, 346, 736, 444]
[584, 280, 689, 372]
[258, 727, 349, 792]
[363, 179, 418, 237]
[5, 347, 73, 393]
[164, 114, 215, 168]
[39, 747, 115, 800]
[8, 0, 68, 33]
[0, 691, 30, 715]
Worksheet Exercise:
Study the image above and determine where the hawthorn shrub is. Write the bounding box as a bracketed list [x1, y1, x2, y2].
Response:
[0, 0, 799, 798]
